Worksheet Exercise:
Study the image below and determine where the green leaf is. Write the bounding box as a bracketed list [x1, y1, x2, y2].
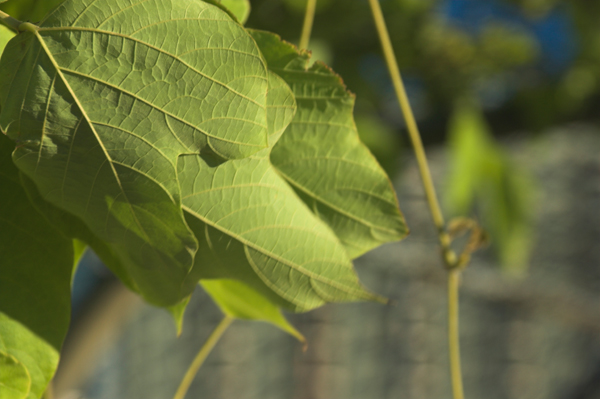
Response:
[72, 238, 87, 273]
[202, 279, 305, 343]
[0, 0, 271, 306]
[354, 114, 401, 178]
[179, 149, 383, 312]
[0, 24, 15, 58]
[0, 0, 65, 22]
[446, 102, 535, 274]
[19, 171, 140, 292]
[220, 0, 251, 24]
[169, 70, 297, 330]
[167, 296, 191, 337]
[0, 134, 73, 399]
[0, 352, 30, 399]
[177, 67, 381, 311]
[250, 30, 408, 259]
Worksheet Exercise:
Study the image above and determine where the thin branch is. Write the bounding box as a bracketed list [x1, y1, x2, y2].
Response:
[173, 316, 234, 399]
[448, 270, 465, 399]
[299, 0, 317, 50]
[366, 0, 456, 267]
[0, 10, 23, 32]
[366, 1, 466, 398]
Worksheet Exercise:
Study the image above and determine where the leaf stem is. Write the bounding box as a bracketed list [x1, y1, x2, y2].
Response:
[367, 1, 465, 398]
[0, 10, 22, 32]
[448, 269, 465, 399]
[299, 0, 317, 50]
[173, 316, 234, 399]
[366, 0, 456, 268]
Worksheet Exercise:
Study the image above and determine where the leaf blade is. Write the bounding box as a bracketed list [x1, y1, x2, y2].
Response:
[0, 352, 31, 399]
[0, 0, 271, 305]
[250, 30, 408, 259]
[201, 279, 305, 343]
[179, 151, 383, 312]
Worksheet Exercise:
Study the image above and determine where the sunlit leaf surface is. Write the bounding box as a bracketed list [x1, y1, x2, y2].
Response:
[0, 0, 270, 305]
[202, 279, 305, 342]
[251, 30, 408, 259]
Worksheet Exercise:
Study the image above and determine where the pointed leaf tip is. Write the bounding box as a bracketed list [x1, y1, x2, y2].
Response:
[202, 280, 305, 343]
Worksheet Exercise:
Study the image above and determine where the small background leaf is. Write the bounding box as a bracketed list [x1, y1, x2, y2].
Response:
[202, 279, 305, 343]
[446, 101, 535, 274]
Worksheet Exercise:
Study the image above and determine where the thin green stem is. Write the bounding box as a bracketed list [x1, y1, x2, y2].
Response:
[0, 10, 23, 32]
[299, 0, 317, 50]
[173, 316, 234, 399]
[448, 270, 465, 399]
[366, 0, 456, 268]
[367, 1, 465, 398]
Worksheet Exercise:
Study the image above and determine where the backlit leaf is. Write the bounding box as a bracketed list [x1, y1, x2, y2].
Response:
[0, 0, 271, 305]
[179, 69, 381, 312]
[250, 30, 408, 259]
[180, 150, 382, 312]
[202, 279, 305, 343]
[0, 24, 14, 58]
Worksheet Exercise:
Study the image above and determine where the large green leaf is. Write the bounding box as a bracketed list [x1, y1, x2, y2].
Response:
[202, 279, 305, 343]
[178, 67, 380, 311]
[179, 149, 382, 311]
[170, 70, 296, 331]
[19, 171, 139, 291]
[0, 0, 271, 305]
[0, 134, 73, 399]
[250, 30, 408, 259]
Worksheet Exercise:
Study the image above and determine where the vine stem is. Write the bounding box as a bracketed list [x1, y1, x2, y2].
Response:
[299, 0, 317, 49]
[366, 0, 465, 398]
[448, 269, 465, 399]
[366, 0, 456, 267]
[0, 10, 23, 32]
[173, 316, 234, 399]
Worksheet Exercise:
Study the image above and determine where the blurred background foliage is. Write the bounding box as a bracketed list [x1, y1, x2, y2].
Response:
[1, 0, 597, 272]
